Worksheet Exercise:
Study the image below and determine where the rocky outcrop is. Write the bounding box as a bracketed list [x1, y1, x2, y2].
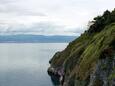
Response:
[48, 9, 115, 86]
[88, 55, 115, 86]
[48, 67, 65, 85]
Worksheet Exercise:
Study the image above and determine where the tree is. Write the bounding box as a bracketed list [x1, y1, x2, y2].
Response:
[102, 10, 111, 25]
[88, 9, 115, 34]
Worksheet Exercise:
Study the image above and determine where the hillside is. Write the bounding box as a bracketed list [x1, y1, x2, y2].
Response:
[48, 9, 115, 86]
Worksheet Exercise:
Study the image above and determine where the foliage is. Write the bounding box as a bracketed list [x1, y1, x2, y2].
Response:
[88, 9, 115, 33]
[49, 9, 115, 86]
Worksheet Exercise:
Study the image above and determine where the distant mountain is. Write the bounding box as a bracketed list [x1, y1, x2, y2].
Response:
[0, 35, 77, 43]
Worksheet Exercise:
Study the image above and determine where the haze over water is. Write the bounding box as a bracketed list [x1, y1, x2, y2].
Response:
[0, 43, 67, 86]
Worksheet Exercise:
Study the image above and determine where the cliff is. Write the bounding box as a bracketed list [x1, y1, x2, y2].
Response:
[48, 9, 115, 86]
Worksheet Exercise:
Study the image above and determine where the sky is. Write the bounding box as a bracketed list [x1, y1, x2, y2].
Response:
[0, 0, 115, 36]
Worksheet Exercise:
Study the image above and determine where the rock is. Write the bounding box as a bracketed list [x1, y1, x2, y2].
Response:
[48, 67, 65, 85]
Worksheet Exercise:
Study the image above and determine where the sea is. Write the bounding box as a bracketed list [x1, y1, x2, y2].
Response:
[0, 43, 68, 86]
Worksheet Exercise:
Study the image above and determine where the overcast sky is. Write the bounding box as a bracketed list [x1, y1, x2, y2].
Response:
[0, 0, 115, 36]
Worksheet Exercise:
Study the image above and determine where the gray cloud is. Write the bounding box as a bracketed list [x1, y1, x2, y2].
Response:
[0, 0, 16, 4]
[0, 0, 115, 36]
[0, 0, 46, 16]
[0, 8, 46, 16]
[0, 22, 82, 35]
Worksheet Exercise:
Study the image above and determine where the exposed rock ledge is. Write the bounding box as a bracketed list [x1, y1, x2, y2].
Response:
[48, 67, 65, 85]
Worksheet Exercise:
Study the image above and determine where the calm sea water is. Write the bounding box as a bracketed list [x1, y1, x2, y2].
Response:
[0, 43, 67, 86]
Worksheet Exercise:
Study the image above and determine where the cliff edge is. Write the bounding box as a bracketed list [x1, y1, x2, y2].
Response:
[48, 9, 115, 86]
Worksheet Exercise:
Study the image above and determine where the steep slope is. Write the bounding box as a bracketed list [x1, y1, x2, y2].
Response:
[48, 9, 115, 86]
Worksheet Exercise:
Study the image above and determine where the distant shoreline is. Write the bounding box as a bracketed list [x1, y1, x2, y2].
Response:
[0, 35, 77, 43]
[0, 42, 69, 43]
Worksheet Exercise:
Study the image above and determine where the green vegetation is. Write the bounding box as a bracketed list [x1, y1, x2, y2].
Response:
[108, 72, 115, 80]
[88, 9, 115, 33]
[49, 9, 115, 86]
[78, 23, 115, 79]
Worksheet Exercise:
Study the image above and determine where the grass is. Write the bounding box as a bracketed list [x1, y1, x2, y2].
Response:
[78, 23, 115, 79]
[50, 23, 115, 81]
[108, 72, 115, 80]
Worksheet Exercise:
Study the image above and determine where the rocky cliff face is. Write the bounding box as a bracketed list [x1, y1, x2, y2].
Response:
[48, 9, 115, 86]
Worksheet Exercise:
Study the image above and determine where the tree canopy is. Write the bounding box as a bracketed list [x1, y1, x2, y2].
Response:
[88, 9, 115, 34]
